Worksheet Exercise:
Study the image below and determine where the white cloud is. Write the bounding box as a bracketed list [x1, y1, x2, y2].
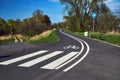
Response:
[104, 0, 114, 4]
[49, 0, 59, 2]
[105, 0, 120, 11]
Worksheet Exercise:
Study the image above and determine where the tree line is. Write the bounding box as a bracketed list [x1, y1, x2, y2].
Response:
[59, 0, 120, 33]
[0, 9, 51, 36]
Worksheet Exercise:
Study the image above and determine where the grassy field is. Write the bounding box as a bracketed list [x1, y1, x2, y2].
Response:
[28, 29, 58, 43]
[63, 28, 120, 46]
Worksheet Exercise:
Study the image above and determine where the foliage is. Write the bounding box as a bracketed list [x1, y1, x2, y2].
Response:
[91, 33, 120, 46]
[96, 13, 119, 33]
[0, 9, 51, 37]
[28, 29, 58, 43]
[60, 0, 120, 33]
[0, 38, 14, 44]
[0, 18, 9, 35]
[63, 28, 120, 46]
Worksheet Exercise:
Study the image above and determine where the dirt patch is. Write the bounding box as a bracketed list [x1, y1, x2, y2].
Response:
[30, 30, 52, 40]
[0, 35, 12, 40]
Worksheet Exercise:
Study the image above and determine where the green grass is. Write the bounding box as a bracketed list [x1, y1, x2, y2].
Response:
[63, 28, 84, 36]
[89, 33, 120, 45]
[101, 34, 120, 46]
[0, 38, 14, 44]
[0, 29, 58, 44]
[28, 30, 58, 43]
[63, 28, 120, 46]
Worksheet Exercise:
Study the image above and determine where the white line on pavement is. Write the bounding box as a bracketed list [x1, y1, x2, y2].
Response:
[18, 51, 63, 67]
[60, 29, 90, 72]
[55, 42, 84, 70]
[41, 52, 78, 70]
[63, 39, 90, 72]
[55, 30, 84, 69]
[0, 50, 48, 65]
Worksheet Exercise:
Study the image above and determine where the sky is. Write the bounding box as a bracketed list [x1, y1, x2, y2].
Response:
[0, 0, 120, 23]
[105, 0, 120, 11]
[0, 0, 63, 23]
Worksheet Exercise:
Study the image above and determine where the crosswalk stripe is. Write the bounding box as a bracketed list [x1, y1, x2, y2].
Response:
[18, 51, 63, 67]
[41, 52, 78, 70]
[0, 50, 48, 65]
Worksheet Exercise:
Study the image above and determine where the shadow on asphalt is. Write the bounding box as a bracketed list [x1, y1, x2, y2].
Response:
[0, 55, 12, 58]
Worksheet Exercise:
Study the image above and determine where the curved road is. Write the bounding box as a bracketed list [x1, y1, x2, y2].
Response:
[0, 29, 120, 80]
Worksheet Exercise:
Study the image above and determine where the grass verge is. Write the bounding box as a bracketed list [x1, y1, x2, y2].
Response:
[92, 33, 120, 46]
[63, 28, 120, 46]
[0, 29, 58, 44]
[0, 35, 14, 44]
[28, 29, 58, 43]
[0, 38, 14, 44]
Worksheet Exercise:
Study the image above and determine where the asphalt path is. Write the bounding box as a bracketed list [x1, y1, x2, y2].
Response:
[0, 29, 120, 80]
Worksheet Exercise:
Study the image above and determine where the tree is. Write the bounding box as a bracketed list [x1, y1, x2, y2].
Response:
[60, 0, 82, 31]
[60, 0, 103, 31]
[111, 6, 120, 32]
[18, 9, 51, 36]
[95, 2, 119, 33]
[0, 9, 52, 36]
[33, 9, 43, 16]
[0, 18, 8, 35]
[0, 18, 6, 25]
[60, 0, 118, 33]
[33, 9, 43, 23]
[7, 19, 18, 34]
[43, 15, 51, 26]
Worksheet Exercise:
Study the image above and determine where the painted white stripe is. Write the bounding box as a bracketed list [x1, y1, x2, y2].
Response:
[60, 29, 90, 72]
[55, 41, 84, 70]
[0, 50, 48, 65]
[63, 39, 90, 72]
[41, 52, 78, 70]
[18, 51, 63, 67]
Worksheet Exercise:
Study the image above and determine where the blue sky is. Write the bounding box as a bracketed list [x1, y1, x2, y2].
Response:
[105, 0, 120, 11]
[0, 0, 63, 23]
[0, 0, 120, 23]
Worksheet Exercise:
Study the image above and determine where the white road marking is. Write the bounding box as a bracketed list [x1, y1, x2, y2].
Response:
[63, 38, 90, 72]
[63, 45, 79, 50]
[18, 51, 63, 67]
[41, 52, 78, 70]
[0, 50, 48, 65]
[60, 29, 90, 72]
[55, 42, 84, 70]
[0, 29, 90, 72]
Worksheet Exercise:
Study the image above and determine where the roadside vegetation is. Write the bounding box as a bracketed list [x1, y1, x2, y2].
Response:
[28, 29, 58, 43]
[0, 37, 14, 44]
[0, 9, 58, 44]
[0, 29, 58, 44]
[58, 0, 120, 33]
[92, 33, 120, 46]
[0, 9, 51, 37]
[63, 28, 120, 46]
[58, 0, 120, 46]
[0, 0, 120, 45]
